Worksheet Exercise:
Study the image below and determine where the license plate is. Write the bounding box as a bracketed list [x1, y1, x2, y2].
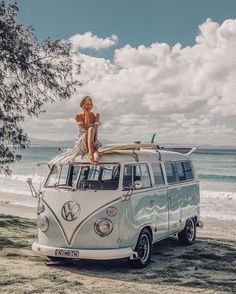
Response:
[55, 249, 79, 258]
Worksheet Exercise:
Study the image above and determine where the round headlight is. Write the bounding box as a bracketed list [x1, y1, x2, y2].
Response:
[94, 219, 113, 236]
[106, 207, 118, 217]
[37, 214, 49, 232]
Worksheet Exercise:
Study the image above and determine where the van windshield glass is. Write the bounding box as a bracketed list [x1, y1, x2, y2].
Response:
[77, 164, 120, 190]
[45, 165, 71, 187]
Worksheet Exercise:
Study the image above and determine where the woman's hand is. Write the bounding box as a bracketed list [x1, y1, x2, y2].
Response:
[95, 113, 100, 122]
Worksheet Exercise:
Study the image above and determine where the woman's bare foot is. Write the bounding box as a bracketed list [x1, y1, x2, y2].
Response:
[88, 152, 95, 164]
[93, 150, 99, 165]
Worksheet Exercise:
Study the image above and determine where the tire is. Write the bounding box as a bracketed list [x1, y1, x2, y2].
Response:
[129, 228, 152, 268]
[178, 218, 196, 245]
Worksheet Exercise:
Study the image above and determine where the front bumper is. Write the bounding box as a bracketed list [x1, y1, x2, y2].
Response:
[196, 220, 204, 228]
[32, 241, 134, 260]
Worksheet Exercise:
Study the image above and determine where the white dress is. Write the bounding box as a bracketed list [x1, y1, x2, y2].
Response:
[48, 122, 102, 166]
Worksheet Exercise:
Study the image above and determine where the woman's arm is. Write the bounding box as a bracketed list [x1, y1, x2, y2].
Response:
[75, 114, 87, 131]
[94, 113, 100, 140]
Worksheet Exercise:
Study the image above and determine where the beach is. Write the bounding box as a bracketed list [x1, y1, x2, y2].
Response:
[0, 205, 235, 294]
[0, 147, 235, 293]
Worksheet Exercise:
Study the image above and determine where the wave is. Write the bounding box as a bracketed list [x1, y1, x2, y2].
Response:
[194, 149, 236, 155]
[200, 190, 236, 221]
[0, 173, 44, 184]
[198, 174, 236, 183]
[0, 186, 31, 196]
[201, 190, 236, 200]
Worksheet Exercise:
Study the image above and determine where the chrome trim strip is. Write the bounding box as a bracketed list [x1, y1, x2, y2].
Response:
[42, 198, 70, 245]
[167, 181, 199, 189]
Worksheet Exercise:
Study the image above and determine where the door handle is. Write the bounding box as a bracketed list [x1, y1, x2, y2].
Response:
[150, 200, 155, 206]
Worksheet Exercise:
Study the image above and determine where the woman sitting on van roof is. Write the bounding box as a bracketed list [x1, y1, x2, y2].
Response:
[74, 96, 102, 165]
[47, 96, 102, 167]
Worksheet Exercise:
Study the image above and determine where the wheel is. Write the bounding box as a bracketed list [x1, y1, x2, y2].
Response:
[129, 228, 152, 268]
[178, 218, 196, 245]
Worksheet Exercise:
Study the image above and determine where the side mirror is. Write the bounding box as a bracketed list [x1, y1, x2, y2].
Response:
[27, 177, 38, 198]
[134, 180, 143, 190]
[27, 177, 32, 185]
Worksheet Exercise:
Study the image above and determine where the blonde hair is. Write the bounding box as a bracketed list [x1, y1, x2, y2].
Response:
[80, 96, 93, 108]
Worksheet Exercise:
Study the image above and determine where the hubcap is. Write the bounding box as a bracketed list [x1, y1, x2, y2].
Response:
[138, 234, 150, 263]
[186, 219, 195, 241]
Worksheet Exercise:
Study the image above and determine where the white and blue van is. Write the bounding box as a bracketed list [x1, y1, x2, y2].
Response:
[28, 143, 203, 267]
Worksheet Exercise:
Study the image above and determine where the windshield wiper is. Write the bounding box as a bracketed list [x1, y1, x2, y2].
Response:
[56, 185, 76, 191]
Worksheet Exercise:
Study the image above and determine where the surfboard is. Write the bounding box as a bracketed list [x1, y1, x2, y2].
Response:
[98, 143, 159, 154]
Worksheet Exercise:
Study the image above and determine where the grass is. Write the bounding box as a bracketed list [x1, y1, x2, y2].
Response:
[163, 278, 182, 283]
[0, 273, 30, 286]
[0, 215, 35, 250]
[153, 268, 182, 279]
[5, 252, 30, 258]
[197, 238, 236, 251]
[0, 236, 14, 247]
[39, 272, 83, 287]
[0, 214, 36, 228]
[199, 262, 236, 273]
[181, 280, 206, 287]
[0, 214, 235, 293]
[0, 236, 29, 249]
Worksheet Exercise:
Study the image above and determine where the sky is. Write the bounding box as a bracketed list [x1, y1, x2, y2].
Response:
[17, 0, 236, 145]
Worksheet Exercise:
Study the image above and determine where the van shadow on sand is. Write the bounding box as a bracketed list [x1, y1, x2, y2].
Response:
[0, 214, 235, 293]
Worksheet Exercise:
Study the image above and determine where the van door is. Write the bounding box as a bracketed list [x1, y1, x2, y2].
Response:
[120, 163, 156, 247]
[164, 162, 181, 234]
[151, 163, 168, 241]
[175, 161, 198, 225]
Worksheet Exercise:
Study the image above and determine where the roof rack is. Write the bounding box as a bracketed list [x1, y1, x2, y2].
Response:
[158, 144, 198, 156]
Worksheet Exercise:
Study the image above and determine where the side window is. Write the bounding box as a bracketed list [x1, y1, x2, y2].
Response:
[123, 164, 151, 189]
[152, 163, 165, 186]
[136, 164, 151, 188]
[175, 162, 187, 181]
[123, 165, 133, 189]
[164, 162, 178, 184]
[183, 161, 194, 180]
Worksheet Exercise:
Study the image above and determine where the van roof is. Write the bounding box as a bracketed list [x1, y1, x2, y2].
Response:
[48, 148, 191, 165]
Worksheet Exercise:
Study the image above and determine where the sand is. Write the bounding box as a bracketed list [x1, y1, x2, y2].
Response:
[0, 201, 37, 219]
[0, 202, 235, 294]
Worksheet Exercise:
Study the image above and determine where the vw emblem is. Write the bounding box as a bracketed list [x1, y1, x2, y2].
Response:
[61, 201, 81, 221]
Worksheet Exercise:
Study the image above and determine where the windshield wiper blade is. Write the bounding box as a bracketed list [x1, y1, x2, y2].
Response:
[56, 185, 76, 190]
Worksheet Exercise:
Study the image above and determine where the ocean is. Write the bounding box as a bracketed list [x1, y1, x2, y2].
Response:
[0, 147, 235, 221]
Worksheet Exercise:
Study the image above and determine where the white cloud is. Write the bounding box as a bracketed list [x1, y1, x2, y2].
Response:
[69, 31, 118, 51]
[24, 19, 236, 145]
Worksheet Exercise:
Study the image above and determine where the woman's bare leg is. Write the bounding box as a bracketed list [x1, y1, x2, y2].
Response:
[87, 127, 96, 163]
[93, 149, 99, 164]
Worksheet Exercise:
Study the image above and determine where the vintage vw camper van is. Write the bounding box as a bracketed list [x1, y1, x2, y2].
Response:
[28, 143, 203, 267]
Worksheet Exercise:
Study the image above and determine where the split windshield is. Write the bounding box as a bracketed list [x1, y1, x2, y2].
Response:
[45, 164, 120, 190]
